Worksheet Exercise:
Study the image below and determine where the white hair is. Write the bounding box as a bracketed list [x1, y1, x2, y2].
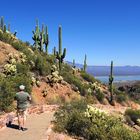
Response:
[19, 85, 25, 90]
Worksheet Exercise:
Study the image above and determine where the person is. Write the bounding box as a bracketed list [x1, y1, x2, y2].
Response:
[15, 85, 31, 131]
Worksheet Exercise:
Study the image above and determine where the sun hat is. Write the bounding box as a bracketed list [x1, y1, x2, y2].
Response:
[19, 85, 25, 90]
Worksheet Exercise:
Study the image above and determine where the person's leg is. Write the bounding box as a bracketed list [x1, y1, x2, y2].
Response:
[21, 110, 28, 131]
[17, 111, 22, 129]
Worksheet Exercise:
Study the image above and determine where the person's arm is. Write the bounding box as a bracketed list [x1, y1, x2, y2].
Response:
[27, 94, 31, 101]
[14, 93, 17, 100]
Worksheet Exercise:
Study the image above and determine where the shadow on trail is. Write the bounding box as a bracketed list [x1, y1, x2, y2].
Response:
[6, 122, 19, 130]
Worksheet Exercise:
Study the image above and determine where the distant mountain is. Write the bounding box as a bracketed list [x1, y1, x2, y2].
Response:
[66, 61, 140, 76]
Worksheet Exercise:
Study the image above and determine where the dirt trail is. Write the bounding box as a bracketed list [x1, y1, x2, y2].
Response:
[0, 112, 54, 140]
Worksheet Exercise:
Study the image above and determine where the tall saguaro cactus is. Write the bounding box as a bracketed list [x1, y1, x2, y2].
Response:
[0, 16, 4, 31]
[53, 46, 57, 63]
[8, 24, 10, 32]
[39, 24, 45, 51]
[109, 61, 114, 105]
[73, 59, 75, 68]
[32, 20, 49, 53]
[56, 26, 66, 71]
[3, 24, 6, 33]
[83, 54, 87, 72]
[53, 46, 56, 56]
[44, 26, 49, 54]
[32, 19, 40, 50]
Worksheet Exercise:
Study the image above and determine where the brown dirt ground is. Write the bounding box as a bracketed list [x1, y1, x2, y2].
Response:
[31, 81, 80, 105]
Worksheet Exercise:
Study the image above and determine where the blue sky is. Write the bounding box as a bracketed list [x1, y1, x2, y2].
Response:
[0, 0, 140, 66]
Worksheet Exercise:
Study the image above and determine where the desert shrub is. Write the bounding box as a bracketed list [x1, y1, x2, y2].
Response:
[85, 94, 97, 104]
[11, 74, 32, 93]
[0, 32, 13, 44]
[0, 73, 32, 112]
[46, 94, 62, 105]
[116, 92, 128, 103]
[11, 41, 23, 51]
[0, 77, 15, 112]
[62, 72, 89, 96]
[35, 53, 51, 76]
[46, 55, 56, 65]
[80, 71, 98, 83]
[54, 100, 87, 132]
[16, 63, 30, 75]
[95, 89, 105, 103]
[125, 109, 140, 124]
[54, 100, 140, 140]
[61, 63, 72, 73]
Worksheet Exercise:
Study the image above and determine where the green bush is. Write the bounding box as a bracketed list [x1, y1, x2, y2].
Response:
[16, 63, 30, 75]
[0, 32, 13, 44]
[116, 92, 128, 103]
[80, 71, 99, 83]
[125, 109, 140, 124]
[0, 77, 15, 112]
[62, 71, 89, 96]
[0, 73, 32, 112]
[95, 89, 105, 103]
[54, 99, 87, 132]
[54, 100, 140, 140]
[35, 53, 51, 76]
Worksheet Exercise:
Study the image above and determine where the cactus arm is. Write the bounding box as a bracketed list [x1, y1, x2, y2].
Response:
[83, 54, 87, 72]
[58, 26, 62, 54]
[44, 26, 49, 54]
[8, 24, 10, 32]
[55, 26, 66, 71]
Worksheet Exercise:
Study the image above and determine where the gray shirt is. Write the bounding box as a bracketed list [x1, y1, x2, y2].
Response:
[15, 91, 31, 110]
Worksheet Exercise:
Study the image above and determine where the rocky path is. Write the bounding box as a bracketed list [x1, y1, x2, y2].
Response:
[0, 107, 55, 140]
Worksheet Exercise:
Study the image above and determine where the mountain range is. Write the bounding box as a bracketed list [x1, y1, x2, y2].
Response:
[66, 62, 140, 76]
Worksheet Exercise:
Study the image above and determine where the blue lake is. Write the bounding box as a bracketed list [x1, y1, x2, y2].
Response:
[95, 75, 140, 83]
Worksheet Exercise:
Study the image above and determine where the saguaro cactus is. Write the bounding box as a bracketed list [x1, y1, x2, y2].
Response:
[0, 16, 4, 31]
[39, 24, 45, 51]
[53, 46, 56, 56]
[56, 26, 66, 71]
[8, 24, 10, 32]
[83, 54, 87, 72]
[44, 26, 49, 54]
[32, 19, 40, 49]
[109, 61, 114, 105]
[3, 24, 6, 33]
[73, 59, 75, 68]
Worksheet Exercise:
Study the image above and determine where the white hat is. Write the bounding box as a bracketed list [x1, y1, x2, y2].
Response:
[19, 85, 25, 90]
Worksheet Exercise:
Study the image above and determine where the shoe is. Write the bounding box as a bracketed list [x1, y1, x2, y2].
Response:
[18, 126, 21, 130]
[21, 127, 28, 131]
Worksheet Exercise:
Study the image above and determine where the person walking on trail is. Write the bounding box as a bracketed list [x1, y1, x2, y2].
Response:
[15, 85, 31, 131]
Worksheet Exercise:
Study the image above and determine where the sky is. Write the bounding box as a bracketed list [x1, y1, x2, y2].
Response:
[0, 0, 140, 66]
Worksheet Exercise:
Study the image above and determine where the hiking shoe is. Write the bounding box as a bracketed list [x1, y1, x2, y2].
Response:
[21, 127, 28, 131]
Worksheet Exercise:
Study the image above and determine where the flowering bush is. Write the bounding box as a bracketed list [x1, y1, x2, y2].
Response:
[3, 64, 17, 75]
[3, 52, 28, 76]
[125, 109, 140, 125]
[47, 65, 63, 85]
[85, 105, 107, 120]
[54, 100, 140, 140]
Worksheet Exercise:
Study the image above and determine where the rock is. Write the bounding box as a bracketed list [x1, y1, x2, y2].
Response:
[71, 84, 79, 92]
[61, 80, 67, 86]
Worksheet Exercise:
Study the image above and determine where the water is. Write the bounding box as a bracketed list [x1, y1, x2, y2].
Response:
[95, 75, 140, 83]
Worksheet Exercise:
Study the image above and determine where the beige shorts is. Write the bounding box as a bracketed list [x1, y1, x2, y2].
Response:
[17, 109, 27, 119]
